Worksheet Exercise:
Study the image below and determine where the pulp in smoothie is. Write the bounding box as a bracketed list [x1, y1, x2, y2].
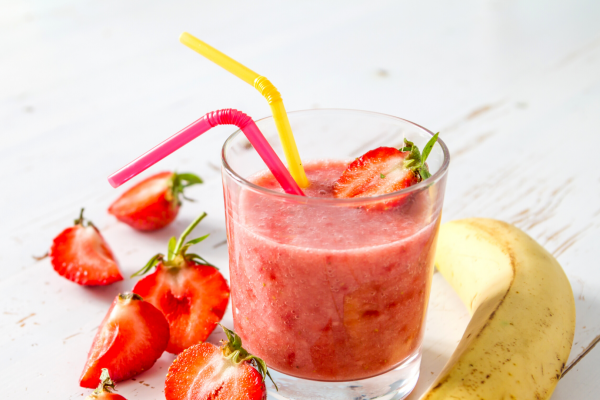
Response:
[226, 160, 439, 381]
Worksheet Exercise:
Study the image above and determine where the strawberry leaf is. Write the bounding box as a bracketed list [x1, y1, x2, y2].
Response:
[400, 133, 440, 182]
[185, 253, 215, 268]
[172, 213, 208, 256]
[221, 324, 236, 347]
[179, 226, 209, 255]
[170, 172, 203, 204]
[167, 237, 177, 261]
[186, 233, 210, 246]
[176, 173, 203, 186]
[218, 324, 278, 391]
[159, 212, 214, 270]
[132, 254, 163, 277]
[220, 324, 243, 351]
[402, 138, 422, 172]
[249, 355, 278, 390]
[418, 132, 439, 181]
[131, 212, 214, 277]
[421, 132, 439, 164]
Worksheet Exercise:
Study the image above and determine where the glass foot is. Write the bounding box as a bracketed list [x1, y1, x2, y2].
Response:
[266, 352, 421, 400]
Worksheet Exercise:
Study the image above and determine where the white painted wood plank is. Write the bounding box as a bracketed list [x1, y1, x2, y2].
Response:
[553, 338, 600, 399]
[1, 0, 599, 398]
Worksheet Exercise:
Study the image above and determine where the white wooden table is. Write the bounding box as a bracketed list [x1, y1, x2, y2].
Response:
[1, 0, 599, 398]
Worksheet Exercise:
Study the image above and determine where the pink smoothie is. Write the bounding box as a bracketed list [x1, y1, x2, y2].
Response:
[225, 160, 439, 381]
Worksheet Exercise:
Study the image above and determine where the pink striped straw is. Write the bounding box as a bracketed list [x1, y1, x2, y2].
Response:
[107, 109, 305, 196]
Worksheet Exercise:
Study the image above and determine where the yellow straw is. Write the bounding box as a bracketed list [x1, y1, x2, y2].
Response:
[179, 32, 309, 188]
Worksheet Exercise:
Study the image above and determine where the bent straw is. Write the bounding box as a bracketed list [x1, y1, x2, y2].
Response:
[179, 32, 310, 188]
[108, 109, 305, 197]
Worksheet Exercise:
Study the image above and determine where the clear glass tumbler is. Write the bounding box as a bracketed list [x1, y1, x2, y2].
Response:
[221, 109, 449, 400]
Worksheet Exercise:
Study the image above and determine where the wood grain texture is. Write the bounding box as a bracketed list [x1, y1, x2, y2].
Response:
[1, 0, 599, 398]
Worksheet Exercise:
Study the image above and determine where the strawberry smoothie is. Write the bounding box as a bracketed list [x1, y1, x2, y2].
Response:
[226, 160, 441, 381]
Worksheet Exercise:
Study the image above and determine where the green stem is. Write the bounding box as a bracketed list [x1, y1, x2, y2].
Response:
[75, 208, 85, 225]
[173, 212, 207, 255]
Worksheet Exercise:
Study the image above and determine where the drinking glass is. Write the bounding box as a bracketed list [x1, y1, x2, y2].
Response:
[221, 109, 449, 400]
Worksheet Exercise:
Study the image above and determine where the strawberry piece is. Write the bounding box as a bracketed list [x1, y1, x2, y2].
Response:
[132, 213, 230, 354]
[333, 147, 417, 198]
[50, 209, 123, 286]
[333, 133, 439, 199]
[134, 264, 230, 354]
[85, 369, 128, 400]
[79, 293, 170, 388]
[108, 171, 202, 231]
[165, 326, 276, 400]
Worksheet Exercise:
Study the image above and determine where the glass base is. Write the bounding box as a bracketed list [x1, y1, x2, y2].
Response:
[265, 352, 421, 400]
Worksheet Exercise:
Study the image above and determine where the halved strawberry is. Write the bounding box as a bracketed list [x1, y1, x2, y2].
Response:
[132, 213, 230, 354]
[165, 325, 276, 400]
[85, 369, 128, 400]
[79, 293, 170, 388]
[108, 171, 202, 231]
[50, 209, 123, 286]
[333, 133, 439, 199]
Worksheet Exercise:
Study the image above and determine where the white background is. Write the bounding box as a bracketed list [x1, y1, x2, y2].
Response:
[1, 0, 599, 398]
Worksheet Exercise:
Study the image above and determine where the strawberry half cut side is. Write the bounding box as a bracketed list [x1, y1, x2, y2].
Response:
[132, 212, 230, 354]
[79, 293, 170, 388]
[332, 133, 439, 200]
[50, 208, 123, 286]
[108, 171, 203, 231]
[85, 369, 128, 400]
[165, 325, 277, 400]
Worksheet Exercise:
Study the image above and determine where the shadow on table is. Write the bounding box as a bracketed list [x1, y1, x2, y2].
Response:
[406, 345, 451, 399]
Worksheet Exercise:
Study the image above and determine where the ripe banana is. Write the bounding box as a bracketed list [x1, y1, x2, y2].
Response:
[421, 218, 576, 400]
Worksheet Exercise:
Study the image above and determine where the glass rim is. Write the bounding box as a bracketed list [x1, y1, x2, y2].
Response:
[221, 108, 450, 205]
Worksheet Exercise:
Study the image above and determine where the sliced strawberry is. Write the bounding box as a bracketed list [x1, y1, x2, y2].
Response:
[134, 264, 230, 354]
[132, 212, 230, 354]
[108, 171, 202, 231]
[332, 147, 416, 198]
[165, 326, 275, 400]
[85, 369, 128, 400]
[50, 209, 123, 286]
[79, 293, 170, 388]
[333, 133, 439, 199]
